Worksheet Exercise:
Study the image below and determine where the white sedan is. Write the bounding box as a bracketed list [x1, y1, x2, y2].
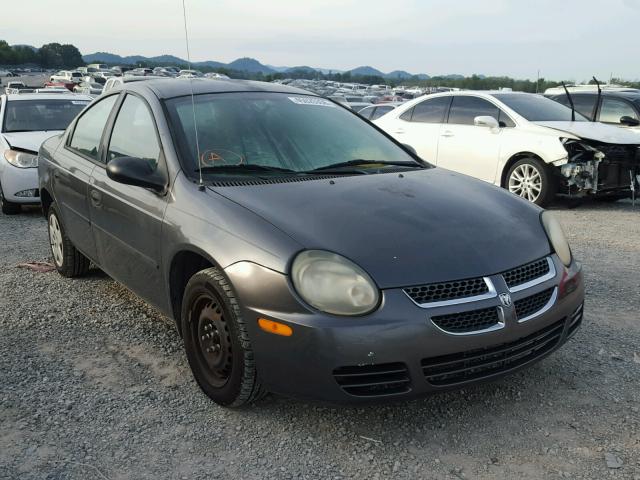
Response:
[0, 92, 91, 214]
[375, 91, 640, 205]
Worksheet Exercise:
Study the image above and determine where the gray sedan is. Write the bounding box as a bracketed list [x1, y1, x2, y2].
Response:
[38, 79, 585, 407]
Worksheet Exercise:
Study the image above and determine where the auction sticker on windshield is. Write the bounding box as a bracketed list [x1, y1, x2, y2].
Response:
[71, 101, 91, 105]
[288, 97, 336, 107]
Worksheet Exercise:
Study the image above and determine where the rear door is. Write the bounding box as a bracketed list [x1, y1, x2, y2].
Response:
[435, 95, 502, 183]
[88, 93, 169, 308]
[54, 94, 118, 262]
[386, 96, 451, 164]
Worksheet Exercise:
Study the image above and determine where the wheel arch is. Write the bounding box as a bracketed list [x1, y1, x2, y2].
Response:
[40, 187, 54, 218]
[500, 152, 546, 188]
[168, 246, 221, 335]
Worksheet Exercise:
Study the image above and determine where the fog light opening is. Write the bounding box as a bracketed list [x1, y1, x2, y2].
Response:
[258, 318, 293, 337]
[14, 189, 39, 198]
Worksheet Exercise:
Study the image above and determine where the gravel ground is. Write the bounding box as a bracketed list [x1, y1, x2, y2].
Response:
[1, 200, 639, 480]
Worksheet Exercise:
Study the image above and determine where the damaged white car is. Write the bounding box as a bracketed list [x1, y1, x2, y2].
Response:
[375, 91, 640, 206]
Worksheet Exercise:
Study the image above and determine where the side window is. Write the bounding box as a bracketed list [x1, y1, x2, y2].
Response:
[371, 106, 392, 120]
[599, 98, 638, 124]
[498, 110, 516, 128]
[107, 94, 160, 169]
[68, 95, 118, 161]
[408, 96, 451, 123]
[448, 96, 499, 125]
[399, 107, 414, 121]
[360, 107, 375, 120]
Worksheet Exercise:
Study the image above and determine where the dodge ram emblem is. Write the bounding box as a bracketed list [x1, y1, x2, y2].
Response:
[499, 293, 513, 307]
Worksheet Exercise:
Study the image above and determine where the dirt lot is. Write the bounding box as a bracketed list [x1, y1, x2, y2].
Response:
[1, 200, 639, 480]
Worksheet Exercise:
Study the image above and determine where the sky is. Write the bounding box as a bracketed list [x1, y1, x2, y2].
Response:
[3, 0, 639, 81]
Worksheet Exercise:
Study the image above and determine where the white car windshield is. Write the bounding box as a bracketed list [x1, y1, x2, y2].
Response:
[493, 94, 588, 122]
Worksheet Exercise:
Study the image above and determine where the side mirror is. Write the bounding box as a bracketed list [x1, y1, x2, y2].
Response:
[474, 116, 500, 129]
[619, 116, 640, 127]
[402, 143, 417, 155]
[106, 156, 166, 192]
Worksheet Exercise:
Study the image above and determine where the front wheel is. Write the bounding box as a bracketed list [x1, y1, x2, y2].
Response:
[0, 181, 21, 215]
[47, 203, 91, 277]
[181, 267, 264, 407]
[506, 157, 557, 207]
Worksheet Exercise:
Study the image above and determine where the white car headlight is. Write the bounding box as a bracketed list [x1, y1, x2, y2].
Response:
[291, 250, 380, 316]
[4, 150, 38, 168]
[541, 211, 572, 267]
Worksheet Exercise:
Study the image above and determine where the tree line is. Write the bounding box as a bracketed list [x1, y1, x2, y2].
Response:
[0, 40, 84, 68]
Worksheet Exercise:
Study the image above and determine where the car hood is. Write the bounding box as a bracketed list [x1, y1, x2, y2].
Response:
[533, 121, 640, 144]
[210, 168, 551, 288]
[2, 131, 63, 153]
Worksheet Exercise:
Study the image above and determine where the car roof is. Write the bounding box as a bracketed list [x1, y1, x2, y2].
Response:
[3, 93, 93, 101]
[125, 78, 316, 99]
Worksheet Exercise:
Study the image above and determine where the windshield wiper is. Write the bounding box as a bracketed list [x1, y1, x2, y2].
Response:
[197, 164, 297, 174]
[307, 159, 424, 173]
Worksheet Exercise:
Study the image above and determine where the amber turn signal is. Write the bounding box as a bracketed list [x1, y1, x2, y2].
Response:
[258, 318, 293, 337]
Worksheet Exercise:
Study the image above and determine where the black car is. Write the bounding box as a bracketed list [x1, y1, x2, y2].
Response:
[38, 79, 585, 407]
[546, 88, 640, 129]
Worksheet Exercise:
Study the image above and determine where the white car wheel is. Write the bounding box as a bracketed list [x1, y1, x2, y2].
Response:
[508, 163, 543, 203]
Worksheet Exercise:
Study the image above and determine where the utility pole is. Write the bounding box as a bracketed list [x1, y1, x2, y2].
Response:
[536, 69, 540, 94]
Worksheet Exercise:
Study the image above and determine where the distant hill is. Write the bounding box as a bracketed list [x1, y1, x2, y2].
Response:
[226, 57, 274, 74]
[349, 66, 385, 77]
[81, 51, 433, 80]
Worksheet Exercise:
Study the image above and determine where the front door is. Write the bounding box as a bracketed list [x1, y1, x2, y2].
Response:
[88, 93, 169, 309]
[435, 95, 502, 183]
[54, 95, 118, 262]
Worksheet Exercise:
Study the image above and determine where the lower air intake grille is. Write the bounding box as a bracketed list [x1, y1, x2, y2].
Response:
[503, 258, 550, 289]
[431, 307, 500, 334]
[567, 304, 584, 336]
[514, 288, 555, 320]
[404, 277, 489, 304]
[333, 362, 410, 397]
[421, 319, 565, 386]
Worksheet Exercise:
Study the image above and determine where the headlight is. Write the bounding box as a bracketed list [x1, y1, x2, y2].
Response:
[291, 250, 380, 316]
[541, 211, 572, 267]
[4, 150, 38, 168]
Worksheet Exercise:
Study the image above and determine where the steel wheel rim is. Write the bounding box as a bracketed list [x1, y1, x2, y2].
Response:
[48, 214, 64, 267]
[191, 294, 233, 388]
[508, 163, 542, 202]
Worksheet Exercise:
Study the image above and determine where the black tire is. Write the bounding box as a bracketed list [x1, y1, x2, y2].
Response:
[181, 267, 264, 407]
[505, 157, 557, 207]
[47, 203, 91, 277]
[0, 181, 21, 215]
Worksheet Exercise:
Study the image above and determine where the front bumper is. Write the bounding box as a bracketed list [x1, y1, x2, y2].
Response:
[226, 255, 585, 404]
[0, 163, 39, 204]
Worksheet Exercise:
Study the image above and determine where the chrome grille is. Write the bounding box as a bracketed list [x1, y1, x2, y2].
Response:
[431, 307, 500, 334]
[404, 277, 489, 304]
[503, 258, 550, 289]
[514, 288, 555, 320]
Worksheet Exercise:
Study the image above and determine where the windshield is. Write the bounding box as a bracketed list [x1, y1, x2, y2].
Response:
[3, 99, 89, 133]
[165, 92, 421, 176]
[493, 93, 588, 122]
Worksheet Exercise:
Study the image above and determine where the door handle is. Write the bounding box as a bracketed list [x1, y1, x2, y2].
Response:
[89, 189, 102, 208]
[441, 130, 454, 137]
[394, 128, 405, 134]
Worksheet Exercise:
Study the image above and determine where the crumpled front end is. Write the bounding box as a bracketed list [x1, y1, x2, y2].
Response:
[557, 138, 640, 197]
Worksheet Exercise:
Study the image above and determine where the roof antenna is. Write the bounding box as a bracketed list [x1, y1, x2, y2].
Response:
[182, 0, 204, 191]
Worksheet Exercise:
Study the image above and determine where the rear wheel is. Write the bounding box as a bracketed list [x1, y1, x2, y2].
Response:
[0, 182, 21, 215]
[181, 267, 264, 407]
[47, 203, 91, 277]
[506, 157, 557, 207]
